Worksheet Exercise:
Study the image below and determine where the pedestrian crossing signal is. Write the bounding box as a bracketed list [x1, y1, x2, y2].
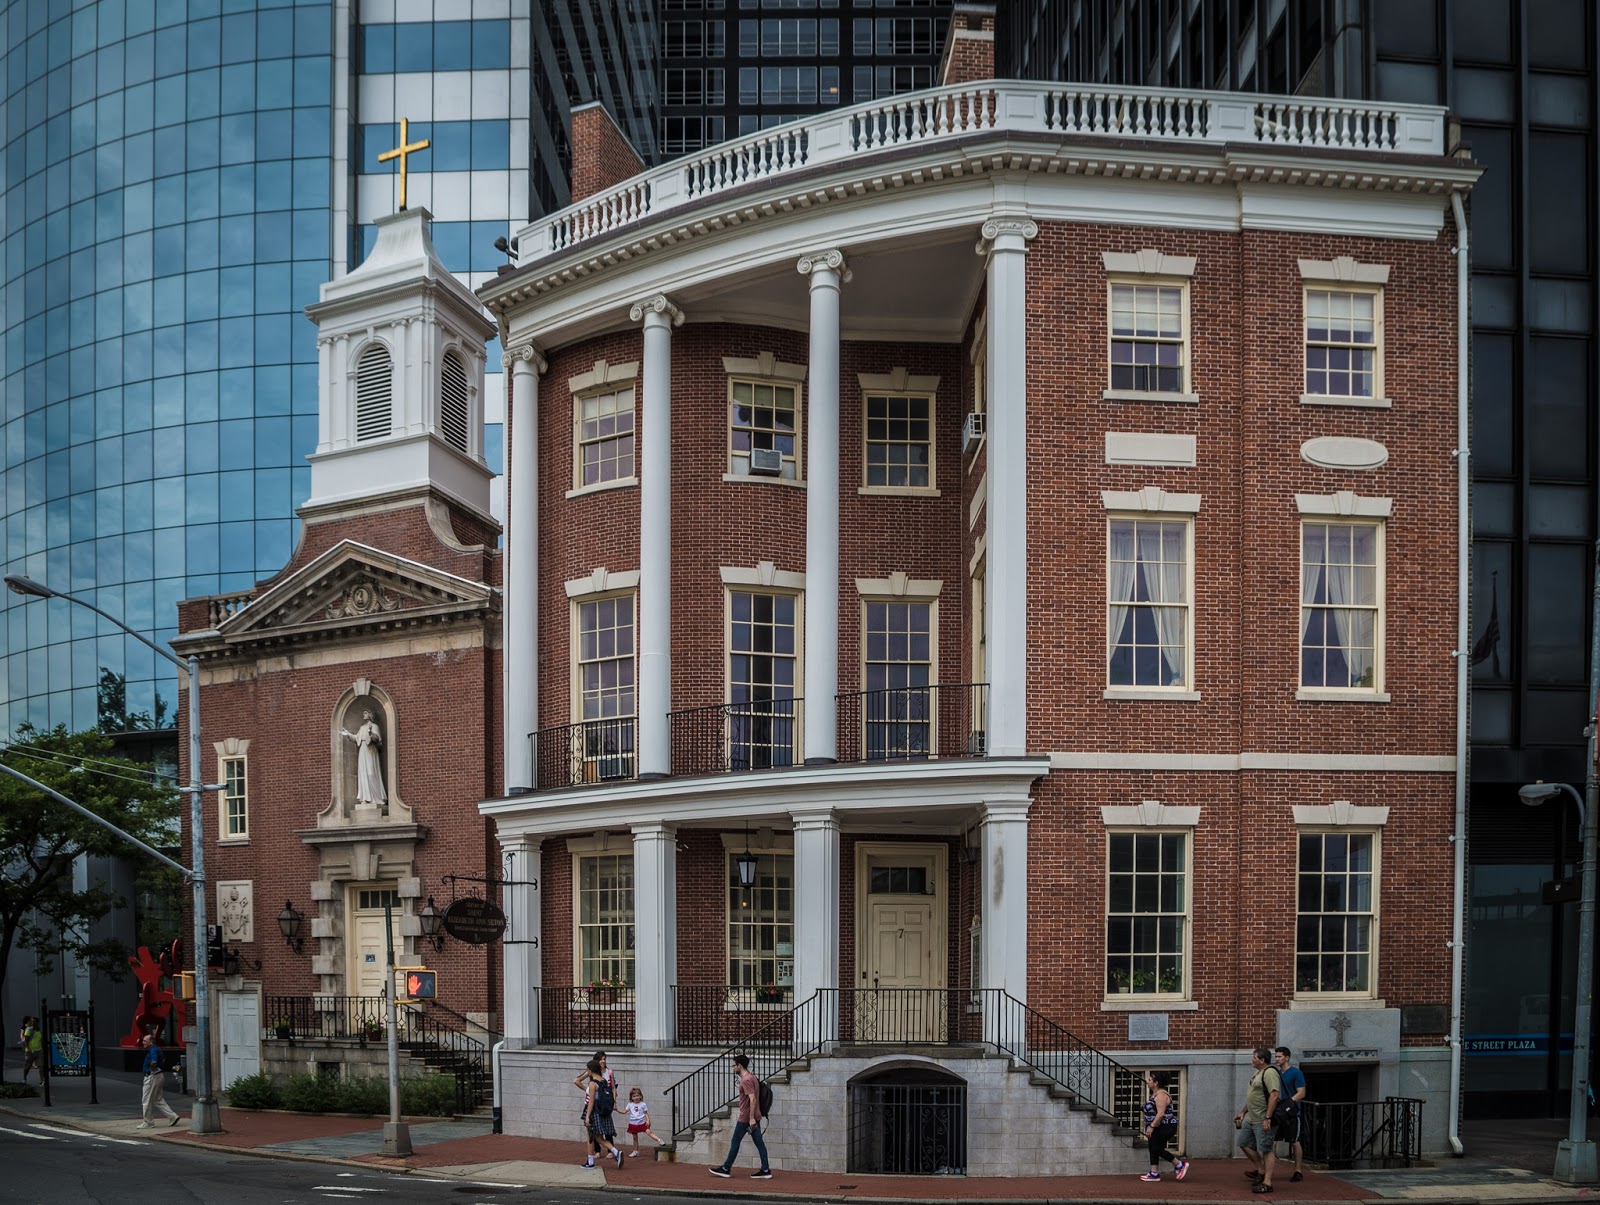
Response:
[402, 969, 437, 1000]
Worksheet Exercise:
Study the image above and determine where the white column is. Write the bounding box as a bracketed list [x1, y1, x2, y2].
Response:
[979, 799, 1031, 1046]
[631, 823, 678, 1049]
[797, 249, 849, 763]
[629, 295, 684, 779]
[792, 808, 840, 1043]
[500, 834, 543, 1047]
[503, 344, 545, 794]
[981, 217, 1037, 757]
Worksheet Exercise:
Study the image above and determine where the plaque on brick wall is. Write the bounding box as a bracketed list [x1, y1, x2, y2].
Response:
[1128, 1014, 1169, 1042]
[1401, 1004, 1448, 1034]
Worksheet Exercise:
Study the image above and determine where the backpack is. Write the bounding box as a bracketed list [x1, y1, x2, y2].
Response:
[593, 1075, 615, 1116]
[757, 1077, 774, 1118]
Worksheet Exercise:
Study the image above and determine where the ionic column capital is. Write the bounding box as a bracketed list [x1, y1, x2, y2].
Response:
[797, 248, 852, 283]
[629, 294, 685, 326]
[501, 342, 547, 373]
[975, 215, 1039, 256]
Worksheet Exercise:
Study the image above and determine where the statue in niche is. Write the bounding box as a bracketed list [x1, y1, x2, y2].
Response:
[341, 708, 388, 811]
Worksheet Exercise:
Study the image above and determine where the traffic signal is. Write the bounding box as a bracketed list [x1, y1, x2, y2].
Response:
[402, 969, 437, 1000]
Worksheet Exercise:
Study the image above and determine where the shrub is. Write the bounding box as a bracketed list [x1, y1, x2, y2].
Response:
[400, 1072, 459, 1117]
[281, 1071, 339, 1113]
[223, 1072, 280, 1110]
[334, 1074, 390, 1116]
[0, 1082, 39, 1100]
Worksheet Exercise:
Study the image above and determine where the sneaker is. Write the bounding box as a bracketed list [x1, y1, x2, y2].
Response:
[752, 1170, 773, 1179]
[1175, 1159, 1189, 1181]
[583, 1160, 596, 1168]
[613, 1148, 624, 1168]
[168, 1115, 181, 1127]
[1140, 1172, 1162, 1182]
[629, 1150, 639, 1157]
[136, 1122, 153, 1130]
[709, 1167, 731, 1178]
[1252, 1183, 1274, 1194]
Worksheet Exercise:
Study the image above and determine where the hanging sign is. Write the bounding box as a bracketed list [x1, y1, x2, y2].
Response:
[442, 897, 508, 945]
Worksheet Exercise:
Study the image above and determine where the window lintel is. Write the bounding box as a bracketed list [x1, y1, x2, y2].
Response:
[858, 368, 940, 393]
[1292, 800, 1390, 827]
[1100, 802, 1201, 828]
[1102, 248, 1197, 278]
[1295, 491, 1392, 518]
[1298, 257, 1390, 285]
[565, 567, 641, 599]
[721, 562, 806, 591]
[568, 359, 639, 395]
[724, 351, 807, 382]
[567, 833, 630, 853]
[1101, 486, 1202, 514]
[855, 573, 941, 599]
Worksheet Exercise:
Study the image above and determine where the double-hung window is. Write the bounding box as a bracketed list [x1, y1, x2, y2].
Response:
[1300, 521, 1383, 691]
[575, 595, 635, 781]
[222, 755, 247, 839]
[1105, 831, 1189, 997]
[862, 599, 933, 758]
[729, 378, 800, 479]
[1295, 831, 1377, 996]
[1107, 517, 1191, 689]
[863, 393, 933, 489]
[1304, 288, 1381, 400]
[729, 590, 799, 769]
[728, 851, 793, 1003]
[574, 387, 635, 489]
[1109, 282, 1188, 394]
[575, 852, 634, 992]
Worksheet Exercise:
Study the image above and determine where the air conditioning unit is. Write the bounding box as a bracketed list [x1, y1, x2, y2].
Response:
[966, 730, 987, 756]
[962, 411, 986, 453]
[748, 447, 784, 476]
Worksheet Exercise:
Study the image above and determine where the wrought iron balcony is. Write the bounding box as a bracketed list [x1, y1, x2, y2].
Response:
[530, 717, 636, 791]
[835, 682, 988, 765]
[668, 697, 802, 778]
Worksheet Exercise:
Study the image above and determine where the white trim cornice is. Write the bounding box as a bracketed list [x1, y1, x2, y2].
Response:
[1295, 491, 1393, 517]
[722, 561, 806, 591]
[1050, 751, 1455, 771]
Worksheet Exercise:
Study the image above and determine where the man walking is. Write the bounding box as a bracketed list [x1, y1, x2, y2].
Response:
[1233, 1046, 1281, 1193]
[1273, 1046, 1307, 1182]
[19, 1017, 42, 1085]
[708, 1052, 771, 1180]
[137, 1033, 180, 1128]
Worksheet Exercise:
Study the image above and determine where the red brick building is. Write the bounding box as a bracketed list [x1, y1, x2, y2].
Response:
[477, 77, 1477, 1175]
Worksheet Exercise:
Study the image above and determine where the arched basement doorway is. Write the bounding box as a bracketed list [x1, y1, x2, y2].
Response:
[847, 1063, 967, 1175]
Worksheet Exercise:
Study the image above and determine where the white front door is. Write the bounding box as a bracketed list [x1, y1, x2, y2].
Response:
[218, 993, 260, 1089]
[348, 886, 401, 1002]
[869, 901, 934, 990]
[855, 844, 948, 1040]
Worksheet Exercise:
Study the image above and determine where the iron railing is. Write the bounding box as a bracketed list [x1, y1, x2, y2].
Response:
[667, 990, 831, 1140]
[835, 683, 987, 764]
[532, 985, 638, 1047]
[1301, 1098, 1423, 1168]
[673, 984, 795, 1049]
[668, 697, 801, 777]
[835, 987, 972, 1045]
[531, 717, 636, 791]
[972, 988, 1134, 1123]
[266, 994, 389, 1040]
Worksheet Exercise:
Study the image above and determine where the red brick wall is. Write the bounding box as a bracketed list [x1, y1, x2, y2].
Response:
[570, 104, 646, 205]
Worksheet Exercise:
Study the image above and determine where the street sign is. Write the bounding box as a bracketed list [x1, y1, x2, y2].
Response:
[441, 897, 507, 945]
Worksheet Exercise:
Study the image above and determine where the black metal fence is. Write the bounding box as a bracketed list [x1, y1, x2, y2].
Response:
[971, 988, 1131, 1123]
[531, 985, 639, 1047]
[835, 987, 971, 1045]
[848, 1078, 968, 1175]
[673, 984, 795, 1048]
[668, 698, 801, 776]
[531, 717, 636, 790]
[835, 682, 987, 764]
[1301, 1098, 1423, 1168]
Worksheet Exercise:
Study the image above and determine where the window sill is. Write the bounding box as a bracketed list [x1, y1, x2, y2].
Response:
[1103, 388, 1201, 405]
[218, 837, 251, 846]
[1286, 996, 1386, 1011]
[1101, 997, 1198, 1012]
[1299, 393, 1392, 410]
[1104, 688, 1201, 701]
[722, 472, 806, 488]
[1296, 689, 1390, 703]
[858, 485, 942, 499]
[566, 476, 638, 500]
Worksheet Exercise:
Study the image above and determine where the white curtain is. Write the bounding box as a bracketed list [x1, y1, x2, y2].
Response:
[1108, 522, 1138, 677]
[1137, 522, 1185, 685]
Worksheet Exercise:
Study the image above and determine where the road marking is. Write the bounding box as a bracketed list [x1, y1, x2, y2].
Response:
[312, 1189, 385, 1193]
[27, 1123, 92, 1137]
[0, 1126, 55, 1140]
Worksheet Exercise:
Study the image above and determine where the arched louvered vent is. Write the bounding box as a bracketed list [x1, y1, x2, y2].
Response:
[439, 351, 470, 453]
[355, 344, 393, 442]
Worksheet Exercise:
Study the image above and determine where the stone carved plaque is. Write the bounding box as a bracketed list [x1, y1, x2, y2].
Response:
[217, 880, 254, 943]
[1128, 1013, 1169, 1042]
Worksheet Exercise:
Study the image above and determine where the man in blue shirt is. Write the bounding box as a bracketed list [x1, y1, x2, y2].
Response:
[1273, 1046, 1307, 1182]
[138, 1033, 180, 1128]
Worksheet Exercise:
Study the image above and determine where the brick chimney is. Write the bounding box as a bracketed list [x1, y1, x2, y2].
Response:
[569, 102, 647, 204]
[939, 2, 996, 86]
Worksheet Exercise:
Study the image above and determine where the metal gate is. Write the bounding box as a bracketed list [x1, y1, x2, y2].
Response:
[848, 1072, 968, 1175]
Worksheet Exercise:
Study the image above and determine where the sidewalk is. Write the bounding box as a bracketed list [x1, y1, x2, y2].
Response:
[1, 1051, 1592, 1202]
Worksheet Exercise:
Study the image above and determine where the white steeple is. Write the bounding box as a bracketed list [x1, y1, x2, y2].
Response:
[303, 207, 497, 517]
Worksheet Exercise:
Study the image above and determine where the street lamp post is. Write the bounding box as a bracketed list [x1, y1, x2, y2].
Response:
[5, 573, 223, 1135]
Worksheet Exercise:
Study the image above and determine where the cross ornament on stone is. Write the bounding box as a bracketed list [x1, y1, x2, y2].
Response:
[378, 117, 430, 212]
[1329, 1010, 1353, 1047]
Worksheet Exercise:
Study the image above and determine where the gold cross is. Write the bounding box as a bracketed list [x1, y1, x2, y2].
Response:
[377, 117, 430, 212]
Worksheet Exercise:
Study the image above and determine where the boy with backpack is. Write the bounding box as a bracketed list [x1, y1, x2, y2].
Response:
[708, 1052, 772, 1180]
[582, 1056, 624, 1169]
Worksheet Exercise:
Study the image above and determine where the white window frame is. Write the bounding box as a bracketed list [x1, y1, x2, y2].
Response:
[1293, 828, 1381, 1002]
[570, 846, 635, 1006]
[1106, 279, 1191, 397]
[569, 588, 638, 782]
[572, 386, 636, 493]
[1298, 518, 1387, 700]
[728, 376, 802, 481]
[1302, 286, 1384, 404]
[1104, 828, 1192, 1002]
[215, 738, 249, 842]
[566, 359, 639, 498]
[1100, 249, 1198, 404]
[857, 586, 940, 758]
[723, 834, 795, 1007]
[1297, 256, 1390, 408]
[1105, 513, 1195, 696]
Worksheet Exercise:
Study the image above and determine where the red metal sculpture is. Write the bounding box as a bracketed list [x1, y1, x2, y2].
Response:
[121, 939, 187, 1047]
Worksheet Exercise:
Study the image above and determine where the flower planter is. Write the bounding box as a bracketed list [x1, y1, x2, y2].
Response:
[273, 1026, 292, 1040]
[588, 988, 617, 1006]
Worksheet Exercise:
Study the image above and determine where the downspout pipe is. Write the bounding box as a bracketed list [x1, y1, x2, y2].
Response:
[1448, 188, 1470, 1159]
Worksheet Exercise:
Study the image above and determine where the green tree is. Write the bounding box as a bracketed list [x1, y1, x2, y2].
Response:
[96, 668, 171, 733]
[0, 724, 181, 1078]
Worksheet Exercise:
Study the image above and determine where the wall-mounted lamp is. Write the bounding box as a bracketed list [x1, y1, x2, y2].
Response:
[278, 900, 305, 954]
[222, 947, 261, 977]
[419, 896, 445, 952]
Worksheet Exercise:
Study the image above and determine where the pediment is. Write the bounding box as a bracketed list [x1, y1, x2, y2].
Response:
[219, 540, 496, 644]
